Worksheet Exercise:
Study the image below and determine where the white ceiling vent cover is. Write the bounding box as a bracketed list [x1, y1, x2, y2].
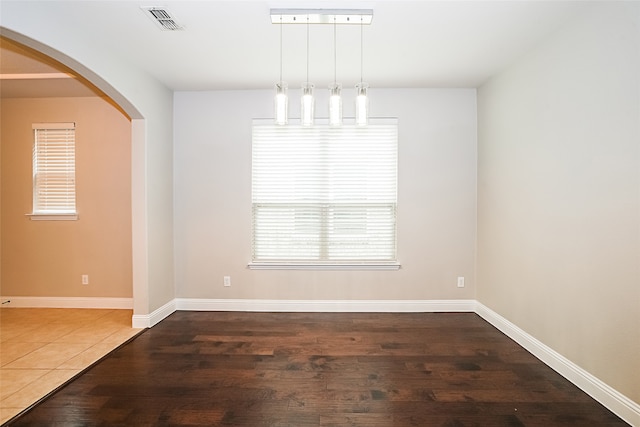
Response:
[142, 7, 185, 31]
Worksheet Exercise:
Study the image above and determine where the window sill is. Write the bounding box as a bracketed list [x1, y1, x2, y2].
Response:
[248, 262, 401, 271]
[27, 213, 78, 221]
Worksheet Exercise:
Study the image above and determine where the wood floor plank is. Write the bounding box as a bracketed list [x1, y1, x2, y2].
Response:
[5, 312, 629, 426]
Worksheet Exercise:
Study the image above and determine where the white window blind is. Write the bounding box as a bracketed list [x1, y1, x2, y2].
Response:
[32, 123, 76, 215]
[251, 119, 398, 264]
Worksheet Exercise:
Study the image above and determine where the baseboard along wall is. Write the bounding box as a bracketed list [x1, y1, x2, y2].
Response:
[0, 296, 133, 309]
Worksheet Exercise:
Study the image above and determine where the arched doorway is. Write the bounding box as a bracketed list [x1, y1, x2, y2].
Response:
[0, 28, 148, 322]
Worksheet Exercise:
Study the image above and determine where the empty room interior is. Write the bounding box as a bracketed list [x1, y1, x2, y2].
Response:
[0, 1, 639, 425]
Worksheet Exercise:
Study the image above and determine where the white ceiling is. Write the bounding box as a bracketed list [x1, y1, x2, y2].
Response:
[0, 1, 590, 98]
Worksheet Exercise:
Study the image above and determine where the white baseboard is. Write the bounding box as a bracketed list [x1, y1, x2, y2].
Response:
[0, 296, 133, 309]
[132, 299, 176, 328]
[174, 298, 476, 313]
[475, 302, 640, 427]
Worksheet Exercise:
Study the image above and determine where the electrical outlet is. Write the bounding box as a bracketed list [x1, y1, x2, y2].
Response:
[457, 277, 465, 288]
[82, 274, 89, 285]
[223, 276, 231, 287]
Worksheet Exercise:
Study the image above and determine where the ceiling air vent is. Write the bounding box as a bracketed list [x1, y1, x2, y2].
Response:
[142, 7, 185, 31]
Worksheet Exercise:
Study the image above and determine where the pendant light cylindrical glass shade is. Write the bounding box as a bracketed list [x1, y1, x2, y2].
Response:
[301, 82, 315, 126]
[275, 82, 288, 125]
[355, 82, 369, 126]
[328, 83, 342, 126]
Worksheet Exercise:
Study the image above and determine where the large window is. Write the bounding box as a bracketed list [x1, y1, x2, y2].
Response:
[31, 122, 77, 219]
[251, 119, 398, 267]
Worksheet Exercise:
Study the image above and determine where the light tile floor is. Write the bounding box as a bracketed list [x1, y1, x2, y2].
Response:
[0, 308, 143, 424]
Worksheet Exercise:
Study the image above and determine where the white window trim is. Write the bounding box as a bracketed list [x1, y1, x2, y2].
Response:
[247, 262, 401, 271]
[251, 118, 399, 269]
[26, 213, 79, 221]
[30, 122, 77, 220]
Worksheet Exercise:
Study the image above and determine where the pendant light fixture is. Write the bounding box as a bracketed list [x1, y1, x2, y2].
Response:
[270, 9, 373, 126]
[328, 16, 342, 126]
[274, 15, 288, 125]
[301, 15, 315, 126]
[355, 15, 369, 126]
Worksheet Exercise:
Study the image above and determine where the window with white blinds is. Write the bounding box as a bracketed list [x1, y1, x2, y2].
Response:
[251, 119, 398, 266]
[32, 123, 77, 216]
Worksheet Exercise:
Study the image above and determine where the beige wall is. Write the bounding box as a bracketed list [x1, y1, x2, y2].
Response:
[477, 3, 640, 403]
[1, 96, 132, 298]
[2, 6, 176, 317]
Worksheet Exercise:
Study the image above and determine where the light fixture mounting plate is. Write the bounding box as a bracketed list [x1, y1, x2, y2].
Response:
[270, 9, 373, 25]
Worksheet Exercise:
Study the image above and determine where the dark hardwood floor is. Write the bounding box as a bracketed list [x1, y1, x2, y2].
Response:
[6, 312, 628, 426]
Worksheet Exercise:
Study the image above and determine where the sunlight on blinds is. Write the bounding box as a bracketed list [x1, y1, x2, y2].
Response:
[32, 123, 76, 214]
[252, 119, 397, 263]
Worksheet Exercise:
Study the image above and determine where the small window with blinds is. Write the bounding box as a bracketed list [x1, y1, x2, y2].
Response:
[30, 123, 77, 220]
[251, 119, 398, 269]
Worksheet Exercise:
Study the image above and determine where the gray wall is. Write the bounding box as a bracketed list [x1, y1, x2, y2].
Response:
[173, 88, 477, 301]
[477, 2, 640, 402]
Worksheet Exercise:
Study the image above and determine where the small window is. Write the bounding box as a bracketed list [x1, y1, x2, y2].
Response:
[30, 122, 77, 220]
[251, 119, 398, 268]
